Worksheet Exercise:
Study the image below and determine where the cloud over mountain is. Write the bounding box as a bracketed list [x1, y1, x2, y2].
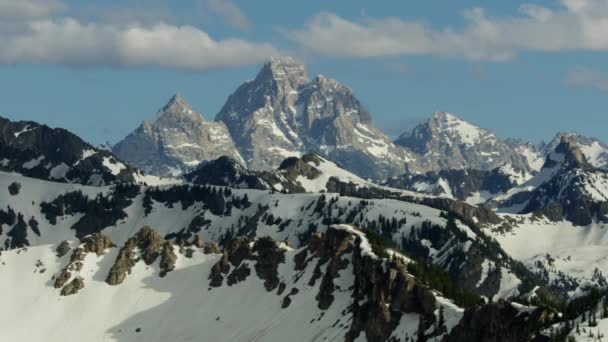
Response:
[0, 0, 277, 71]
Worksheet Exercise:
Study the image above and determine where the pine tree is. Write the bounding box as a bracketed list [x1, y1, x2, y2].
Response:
[416, 316, 426, 342]
[438, 306, 445, 328]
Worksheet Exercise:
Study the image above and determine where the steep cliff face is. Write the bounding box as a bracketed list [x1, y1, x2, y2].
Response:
[113, 94, 243, 177]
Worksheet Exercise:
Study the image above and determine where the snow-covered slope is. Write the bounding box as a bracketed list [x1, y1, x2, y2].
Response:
[0, 169, 535, 300]
[1, 221, 474, 342]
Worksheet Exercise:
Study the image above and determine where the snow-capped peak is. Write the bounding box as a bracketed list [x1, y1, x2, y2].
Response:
[428, 112, 488, 146]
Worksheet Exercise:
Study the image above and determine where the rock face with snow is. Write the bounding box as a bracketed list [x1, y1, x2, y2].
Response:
[382, 166, 525, 204]
[185, 153, 374, 194]
[0, 116, 151, 186]
[113, 94, 243, 177]
[493, 137, 608, 225]
[215, 57, 411, 180]
[395, 112, 535, 175]
[542, 132, 608, 171]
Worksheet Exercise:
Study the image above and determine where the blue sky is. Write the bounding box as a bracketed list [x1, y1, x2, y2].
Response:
[0, 0, 607, 145]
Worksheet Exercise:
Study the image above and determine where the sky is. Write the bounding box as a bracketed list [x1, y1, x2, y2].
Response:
[0, 0, 607, 145]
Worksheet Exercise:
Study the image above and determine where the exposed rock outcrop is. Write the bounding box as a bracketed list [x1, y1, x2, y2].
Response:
[208, 236, 287, 290]
[60, 277, 85, 296]
[80, 233, 113, 256]
[106, 226, 175, 285]
[56, 240, 70, 258]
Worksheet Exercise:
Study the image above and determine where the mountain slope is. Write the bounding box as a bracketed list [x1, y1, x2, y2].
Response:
[113, 94, 243, 177]
[0, 116, 170, 186]
[215, 57, 412, 180]
[185, 153, 372, 194]
[0, 224, 473, 342]
[382, 165, 528, 204]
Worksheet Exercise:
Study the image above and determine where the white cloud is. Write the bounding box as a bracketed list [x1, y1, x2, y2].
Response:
[0, 1, 277, 71]
[0, 18, 277, 70]
[565, 65, 608, 91]
[205, 0, 250, 31]
[0, 0, 64, 19]
[285, 0, 608, 61]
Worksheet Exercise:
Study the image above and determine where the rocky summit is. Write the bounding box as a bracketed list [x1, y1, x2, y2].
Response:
[113, 94, 243, 177]
[215, 57, 411, 180]
[395, 112, 535, 175]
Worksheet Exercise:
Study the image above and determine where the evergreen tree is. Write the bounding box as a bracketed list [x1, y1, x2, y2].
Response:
[438, 306, 445, 328]
[416, 316, 426, 342]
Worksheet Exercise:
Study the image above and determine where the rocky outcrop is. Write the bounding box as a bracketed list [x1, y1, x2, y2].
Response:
[56, 240, 70, 258]
[204, 242, 221, 255]
[80, 233, 113, 256]
[60, 277, 85, 296]
[308, 226, 438, 342]
[106, 226, 176, 285]
[54, 270, 72, 289]
[159, 241, 177, 277]
[542, 132, 608, 170]
[208, 236, 287, 290]
[193, 235, 204, 248]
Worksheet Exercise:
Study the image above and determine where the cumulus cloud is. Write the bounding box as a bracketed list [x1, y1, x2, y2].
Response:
[0, 0, 276, 70]
[285, 0, 608, 61]
[565, 65, 608, 91]
[205, 0, 250, 31]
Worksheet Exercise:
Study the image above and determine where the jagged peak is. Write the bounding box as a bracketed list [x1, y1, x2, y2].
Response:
[153, 94, 202, 123]
[256, 56, 308, 86]
[430, 111, 460, 121]
[544, 136, 592, 171]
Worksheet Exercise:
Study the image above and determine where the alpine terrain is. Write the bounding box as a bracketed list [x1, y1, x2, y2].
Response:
[3, 61, 608, 342]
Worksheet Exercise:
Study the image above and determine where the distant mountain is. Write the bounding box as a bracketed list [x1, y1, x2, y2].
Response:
[113, 94, 243, 177]
[214, 57, 412, 180]
[395, 112, 535, 175]
[492, 137, 608, 225]
[541, 132, 608, 170]
[0, 116, 169, 186]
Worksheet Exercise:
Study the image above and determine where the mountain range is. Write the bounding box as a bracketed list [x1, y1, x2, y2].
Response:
[113, 58, 608, 187]
[2, 58, 608, 342]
